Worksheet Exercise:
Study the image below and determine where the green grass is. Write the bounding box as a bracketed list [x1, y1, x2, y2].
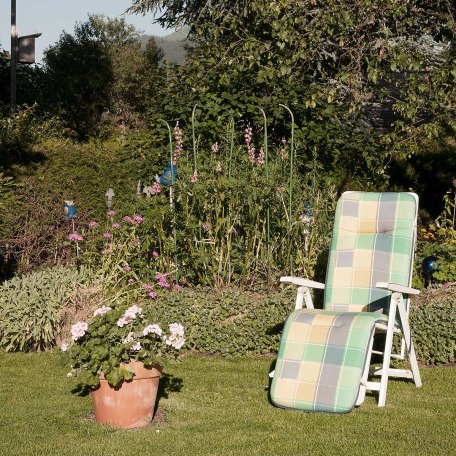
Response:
[0, 352, 455, 456]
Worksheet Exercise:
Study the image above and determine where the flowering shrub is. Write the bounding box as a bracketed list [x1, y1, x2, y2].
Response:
[68, 210, 169, 289]
[61, 301, 185, 395]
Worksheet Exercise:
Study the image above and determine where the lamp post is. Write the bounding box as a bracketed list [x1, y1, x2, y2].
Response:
[10, 0, 41, 113]
[10, 0, 17, 112]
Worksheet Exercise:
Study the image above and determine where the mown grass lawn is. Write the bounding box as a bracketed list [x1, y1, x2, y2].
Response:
[0, 351, 455, 456]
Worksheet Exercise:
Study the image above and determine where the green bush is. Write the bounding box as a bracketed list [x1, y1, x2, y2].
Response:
[407, 289, 456, 365]
[145, 286, 455, 365]
[0, 266, 91, 351]
[142, 287, 295, 357]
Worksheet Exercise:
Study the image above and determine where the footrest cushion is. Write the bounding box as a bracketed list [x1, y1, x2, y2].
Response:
[270, 309, 386, 413]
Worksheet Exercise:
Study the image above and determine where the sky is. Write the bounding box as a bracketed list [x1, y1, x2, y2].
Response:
[0, 0, 169, 63]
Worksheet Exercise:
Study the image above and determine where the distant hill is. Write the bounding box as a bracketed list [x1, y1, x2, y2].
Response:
[141, 27, 191, 65]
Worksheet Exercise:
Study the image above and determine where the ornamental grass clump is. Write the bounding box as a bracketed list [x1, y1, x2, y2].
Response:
[61, 301, 185, 395]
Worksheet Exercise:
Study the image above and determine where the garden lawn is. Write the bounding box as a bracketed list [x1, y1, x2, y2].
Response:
[0, 352, 455, 456]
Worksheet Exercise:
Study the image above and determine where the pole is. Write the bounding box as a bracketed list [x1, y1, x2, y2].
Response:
[10, 0, 17, 113]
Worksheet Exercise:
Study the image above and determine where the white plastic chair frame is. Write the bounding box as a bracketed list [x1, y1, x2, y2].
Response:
[278, 276, 422, 407]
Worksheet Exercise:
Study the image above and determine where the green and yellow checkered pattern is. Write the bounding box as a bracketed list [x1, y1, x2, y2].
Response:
[325, 192, 417, 313]
[271, 309, 387, 413]
[271, 192, 417, 413]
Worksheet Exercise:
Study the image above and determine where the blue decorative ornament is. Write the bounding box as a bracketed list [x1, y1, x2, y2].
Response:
[421, 256, 438, 277]
[159, 162, 179, 186]
[299, 202, 314, 225]
[303, 203, 313, 217]
[64, 200, 77, 220]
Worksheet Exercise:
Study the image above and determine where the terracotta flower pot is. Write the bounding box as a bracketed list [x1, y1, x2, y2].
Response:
[90, 360, 162, 428]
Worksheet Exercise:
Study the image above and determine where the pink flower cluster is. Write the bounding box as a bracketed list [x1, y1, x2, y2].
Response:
[123, 332, 141, 351]
[68, 233, 83, 242]
[244, 125, 256, 164]
[211, 142, 219, 154]
[71, 321, 88, 341]
[122, 214, 144, 224]
[93, 305, 112, 316]
[143, 283, 157, 299]
[190, 170, 198, 183]
[88, 221, 99, 228]
[201, 222, 209, 233]
[215, 161, 222, 173]
[156, 273, 170, 289]
[117, 305, 142, 327]
[151, 181, 161, 195]
[257, 148, 265, 167]
[103, 232, 113, 239]
[173, 121, 184, 161]
[123, 265, 132, 272]
[112, 223, 121, 229]
[165, 323, 185, 349]
[143, 324, 163, 337]
[107, 210, 116, 217]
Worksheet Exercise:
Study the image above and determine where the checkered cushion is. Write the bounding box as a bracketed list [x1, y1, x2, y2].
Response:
[271, 309, 387, 413]
[324, 192, 417, 313]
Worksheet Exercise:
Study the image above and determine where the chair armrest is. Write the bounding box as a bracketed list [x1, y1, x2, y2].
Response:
[280, 276, 325, 289]
[375, 282, 420, 295]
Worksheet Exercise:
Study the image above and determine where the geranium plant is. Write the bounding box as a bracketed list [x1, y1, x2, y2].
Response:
[61, 301, 185, 395]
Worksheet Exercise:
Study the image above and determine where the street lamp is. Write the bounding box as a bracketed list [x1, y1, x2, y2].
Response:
[10, 0, 41, 112]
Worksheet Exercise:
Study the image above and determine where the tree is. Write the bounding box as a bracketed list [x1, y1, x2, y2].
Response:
[43, 15, 165, 138]
[148, 0, 455, 189]
[128, 0, 250, 28]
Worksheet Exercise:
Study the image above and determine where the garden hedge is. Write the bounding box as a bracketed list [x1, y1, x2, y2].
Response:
[145, 286, 456, 365]
[1, 272, 455, 365]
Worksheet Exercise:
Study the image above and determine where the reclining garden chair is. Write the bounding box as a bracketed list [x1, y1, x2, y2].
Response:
[270, 192, 422, 413]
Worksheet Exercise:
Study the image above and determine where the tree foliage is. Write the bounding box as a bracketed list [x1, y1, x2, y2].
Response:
[42, 15, 164, 138]
[128, 0, 251, 28]
[153, 0, 455, 188]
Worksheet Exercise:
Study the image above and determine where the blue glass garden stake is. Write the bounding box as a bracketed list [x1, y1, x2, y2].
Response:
[64, 200, 77, 220]
[158, 119, 178, 284]
[422, 256, 438, 287]
[64, 199, 79, 258]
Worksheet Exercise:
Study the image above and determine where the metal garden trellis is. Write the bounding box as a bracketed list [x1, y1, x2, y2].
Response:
[158, 119, 178, 284]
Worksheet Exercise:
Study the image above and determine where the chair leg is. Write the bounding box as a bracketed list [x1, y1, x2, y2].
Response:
[356, 331, 375, 406]
[397, 299, 422, 388]
[378, 294, 398, 407]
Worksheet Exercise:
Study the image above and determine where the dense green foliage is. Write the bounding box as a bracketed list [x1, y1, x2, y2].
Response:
[42, 15, 164, 138]
[1, 271, 454, 366]
[407, 290, 456, 365]
[145, 287, 294, 356]
[0, 266, 91, 351]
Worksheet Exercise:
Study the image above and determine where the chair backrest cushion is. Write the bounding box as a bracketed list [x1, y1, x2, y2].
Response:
[323, 192, 418, 313]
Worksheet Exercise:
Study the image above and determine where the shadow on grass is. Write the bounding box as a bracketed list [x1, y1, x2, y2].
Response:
[154, 372, 184, 416]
